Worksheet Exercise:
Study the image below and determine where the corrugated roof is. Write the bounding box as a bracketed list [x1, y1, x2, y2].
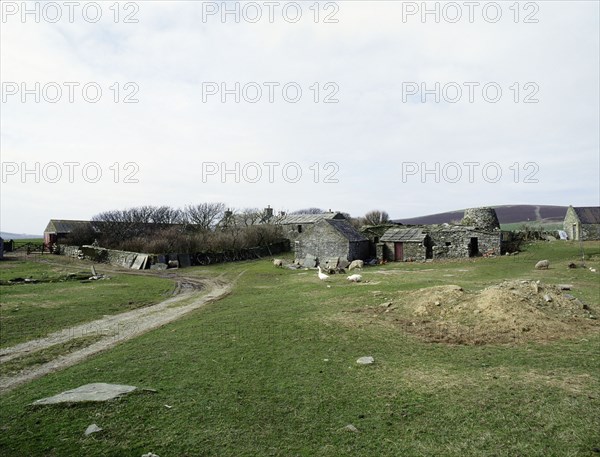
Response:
[45, 220, 93, 234]
[381, 227, 426, 242]
[326, 219, 368, 242]
[277, 212, 343, 225]
[573, 207, 600, 224]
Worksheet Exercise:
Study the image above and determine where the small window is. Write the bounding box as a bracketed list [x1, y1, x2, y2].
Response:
[374, 237, 380, 243]
[297, 225, 302, 233]
[445, 242, 452, 246]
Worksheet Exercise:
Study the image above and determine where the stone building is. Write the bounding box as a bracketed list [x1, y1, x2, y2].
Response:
[379, 207, 502, 261]
[295, 218, 369, 262]
[275, 212, 346, 243]
[379, 227, 432, 261]
[563, 206, 600, 240]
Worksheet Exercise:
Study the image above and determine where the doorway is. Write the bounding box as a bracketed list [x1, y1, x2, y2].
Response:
[468, 237, 479, 257]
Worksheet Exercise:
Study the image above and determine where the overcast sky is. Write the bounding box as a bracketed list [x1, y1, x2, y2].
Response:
[1, 0, 599, 234]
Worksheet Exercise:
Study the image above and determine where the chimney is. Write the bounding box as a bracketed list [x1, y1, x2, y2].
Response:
[264, 205, 273, 219]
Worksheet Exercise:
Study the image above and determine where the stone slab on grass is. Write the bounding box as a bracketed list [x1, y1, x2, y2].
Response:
[32, 383, 137, 405]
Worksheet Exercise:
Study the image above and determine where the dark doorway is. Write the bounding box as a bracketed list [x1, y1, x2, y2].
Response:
[424, 235, 433, 259]
[394, 242, 404, 261]
[469, 237, 479, 257]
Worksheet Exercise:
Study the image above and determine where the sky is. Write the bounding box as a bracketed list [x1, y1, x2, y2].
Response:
[1, 0, 599, 234]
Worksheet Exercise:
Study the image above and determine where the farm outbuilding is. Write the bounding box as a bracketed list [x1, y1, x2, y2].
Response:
[295, 218, 369, 263]
[43, 220, 95, 246]
[563, 206, 600, 241]
[379, 208, 503, 261]
[379, 227, 432, 261]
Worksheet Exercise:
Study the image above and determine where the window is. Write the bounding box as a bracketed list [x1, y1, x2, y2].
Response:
[445, 242, 452, 246]
[297, 225, 302, 233]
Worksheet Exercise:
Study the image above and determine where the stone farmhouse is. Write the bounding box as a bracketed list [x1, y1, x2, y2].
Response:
[563, 206, 600, 241]
[294, 218, 369, 263]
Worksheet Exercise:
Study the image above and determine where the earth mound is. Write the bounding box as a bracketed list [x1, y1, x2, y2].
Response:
[365, 281, 598, 344]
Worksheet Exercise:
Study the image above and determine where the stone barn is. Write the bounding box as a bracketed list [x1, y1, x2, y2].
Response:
[379, 227, 432, 261]
[380, 207, 503, 261]
[295, 218, 369, 263]
[275, 212, 347, 243]
[426, 225, 502, 258]
[563, 206, 600, 240]
[426, 207, 502, 258]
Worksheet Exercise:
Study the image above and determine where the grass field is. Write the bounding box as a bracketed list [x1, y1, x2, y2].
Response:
[0, 257, 175, 348]
[1, 241, 599, 456]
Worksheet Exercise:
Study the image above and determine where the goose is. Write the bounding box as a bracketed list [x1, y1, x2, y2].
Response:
[317, 266, 329, 281]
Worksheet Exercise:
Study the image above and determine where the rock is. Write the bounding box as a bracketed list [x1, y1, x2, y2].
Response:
[141, 453, 160, 457]
[273, 259, 284, 267]
[167, 260, 179, 269]
[32, 383, 137, 405]
[356, 356, 374, 365]
[434, 301, 441, 306]
[150, 263, 168, 270]
[84, 424, 103, 436]
[558, 284, 573, 290]
[343, 424, 359, 433]
[348, 260, 364, 271]
[543, 294, 552, 302]
[380, 302, 393, 308]
[568, 263, 577, 269]
[532, 283, 540, 294]
[535, 260, 550, 270]
[347, 274, 362, 283]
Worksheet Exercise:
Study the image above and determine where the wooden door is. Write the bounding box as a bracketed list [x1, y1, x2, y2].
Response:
[394, 242, 403, 261]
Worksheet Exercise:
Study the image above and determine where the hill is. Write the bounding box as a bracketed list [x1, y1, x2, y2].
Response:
[394, 205, 568, 226]
[0, 232, 43, 240]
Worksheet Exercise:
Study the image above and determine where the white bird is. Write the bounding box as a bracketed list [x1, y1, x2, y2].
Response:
[317, 266, 329, 281]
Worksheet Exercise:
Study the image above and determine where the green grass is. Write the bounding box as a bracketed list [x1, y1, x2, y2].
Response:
[0, 335, 105, 376]
[500, 222, 564, 231]
[0, 242, 599, 456]
[0, 258, 175, 348]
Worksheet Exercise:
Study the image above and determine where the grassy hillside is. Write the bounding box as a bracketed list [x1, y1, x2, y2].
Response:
[1, 241, 599, 456]
[395, 204, 568, 225]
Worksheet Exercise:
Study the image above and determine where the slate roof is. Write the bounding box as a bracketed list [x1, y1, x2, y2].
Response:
[277, 212, 344, 225]
[44, 220, 93, 234]
[325, 219, 368, 242]
[573, 207, 600, 224]
[381, 227, 426, 242]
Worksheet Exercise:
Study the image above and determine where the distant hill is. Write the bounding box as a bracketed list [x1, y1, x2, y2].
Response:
[394, 205, 569, 226]
[0, 232, 43, 240]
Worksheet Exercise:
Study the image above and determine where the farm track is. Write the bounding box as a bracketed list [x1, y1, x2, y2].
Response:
[0, 268, 237, 393]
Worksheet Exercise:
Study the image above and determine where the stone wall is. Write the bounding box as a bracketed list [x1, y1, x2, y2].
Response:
[381, 241, 427, 261]
[80, 245, 149, 269]
[430, 228, 501, 258]
[461, 207, 500, 230]
[58, 245, 82, 257]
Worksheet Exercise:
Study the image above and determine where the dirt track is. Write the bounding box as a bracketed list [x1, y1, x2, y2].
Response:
[0, 274, 234, 393]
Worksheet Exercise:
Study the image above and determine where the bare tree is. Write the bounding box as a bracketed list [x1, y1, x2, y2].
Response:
[184, 203, 226, 231]
[363, 210, 390, 226]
